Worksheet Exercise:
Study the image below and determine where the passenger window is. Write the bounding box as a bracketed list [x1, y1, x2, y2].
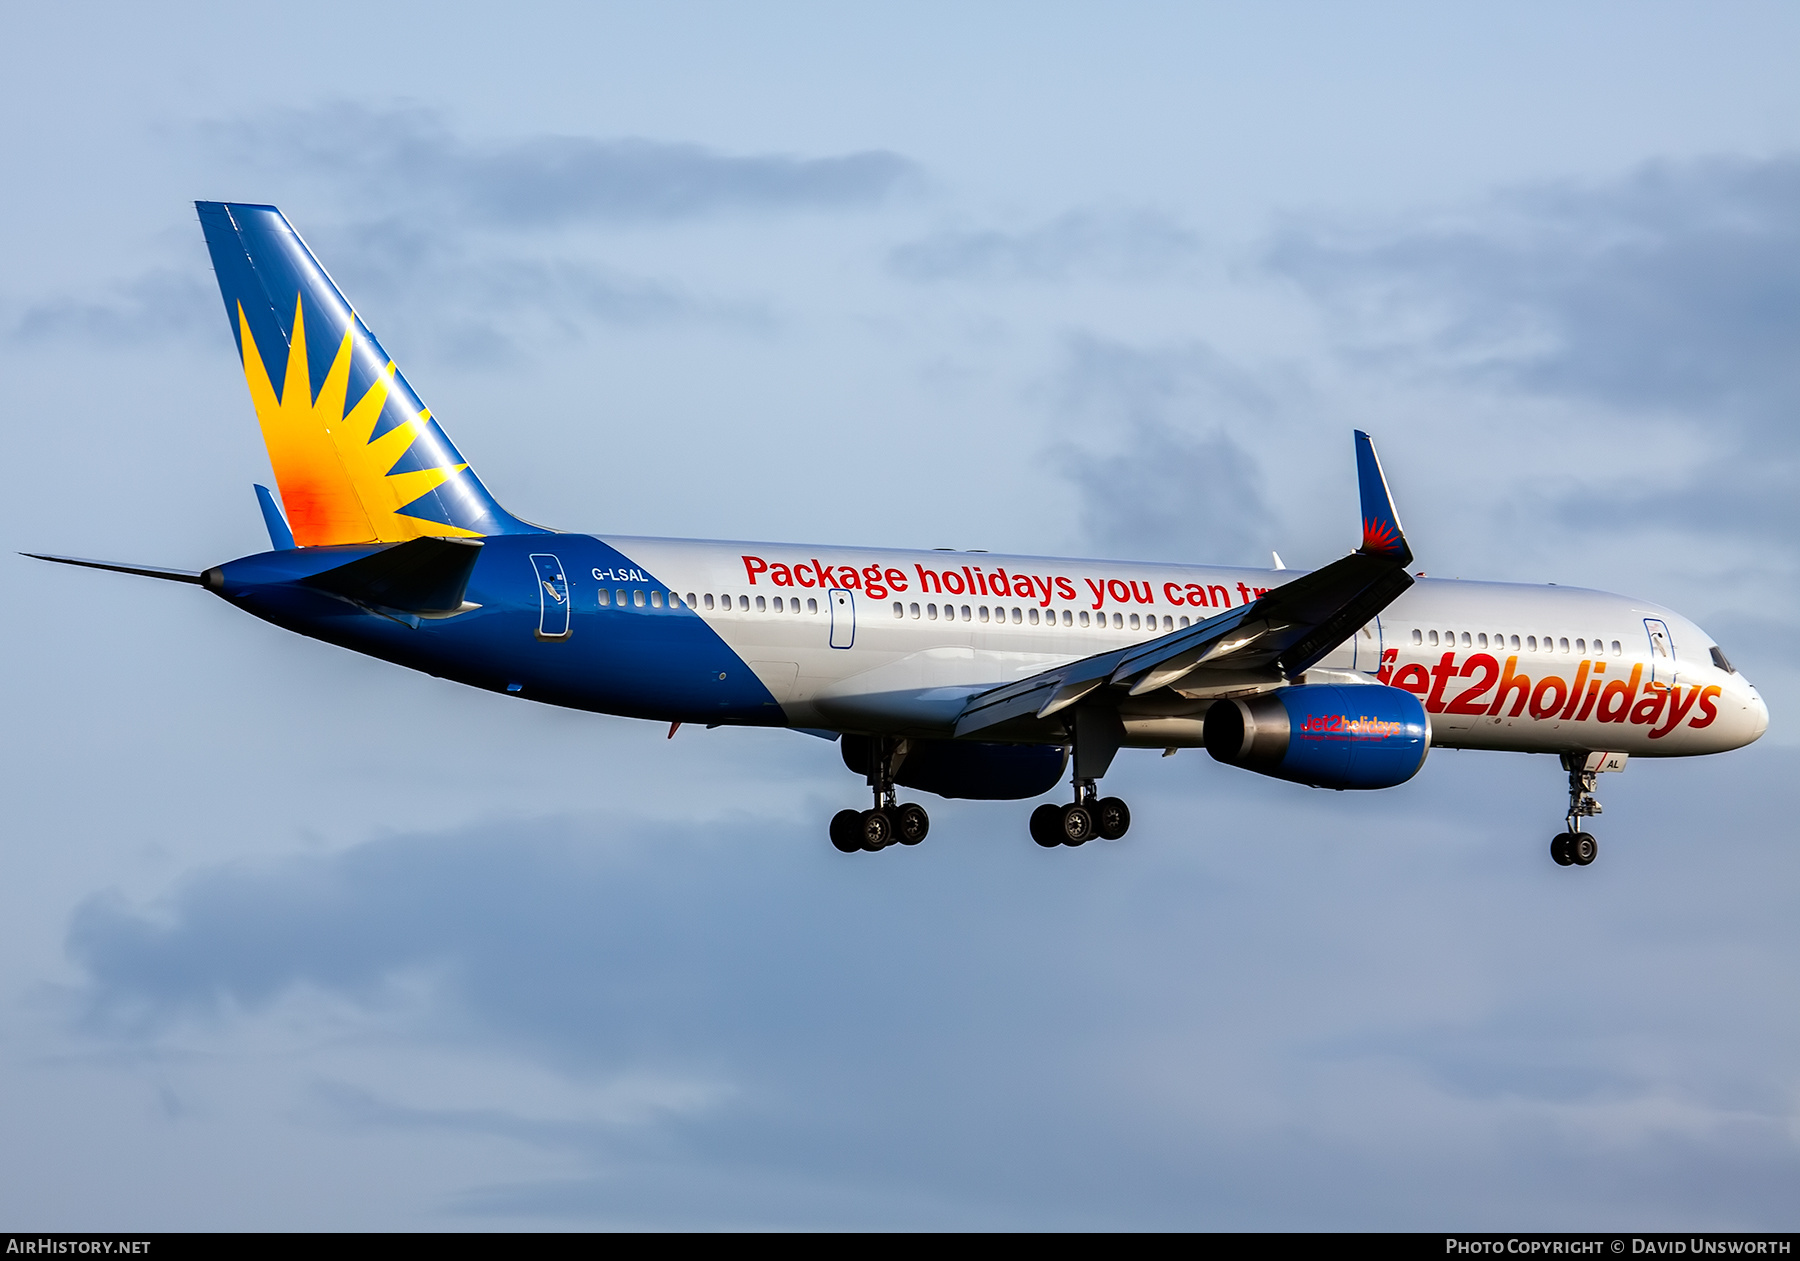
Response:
[633, 590, 646, 608]
[1611, 640, 1621, 656]
[1112, 613, 1123, 629]
[1575, 638, 1584, 653]
[755, 596, 766, 612]
[616, 590, 627, 607]
[702, 593, 713, 610]
[598, 589, 610, 607]
[928, 604, 938, 620]
[944, 605, 956, 622]
[1559, 637, 1569, 653]
[1412, 629, 1423, 645]
[909, 602, 919, 618]
[1179, 616, 1190, 628]
[1526, 636, 1536, 651]
[772, 597, 783, 612]
[1079, 611, 1090, 627]
[1477, 633, 1488, 648]
[893, 602, 904, 618]
[1510, 635, 1520, 650]
[1460, 632, 1471, 647]
[1129, 614, 1141, 630]
[964, 605, 974, 621]
[686, 593, 696, 608]
[807, 598, 818, 614]
[1010, 608, 1020, 624]
[1029, 608, 1040, 625]
[979, 606, 990, 623]
[1162, 616, 1172, 630]
[738, 595, 748, 611]
[1428, 630, 1439, 646]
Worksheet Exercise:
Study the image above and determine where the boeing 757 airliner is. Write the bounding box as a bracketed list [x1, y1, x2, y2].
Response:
[28, 203, 1769, 864]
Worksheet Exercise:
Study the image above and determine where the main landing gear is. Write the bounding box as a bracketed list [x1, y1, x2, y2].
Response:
[1030, 705, 1132, 848]
[1029, 791, 1130, 847]
[830, 737, 930, 854]
[1549, 751, 1624, 867]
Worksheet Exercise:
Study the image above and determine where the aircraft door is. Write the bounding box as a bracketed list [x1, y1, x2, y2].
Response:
[828, 588, 855, 649]
[1644, 618, 1676, 685]
[531, 553, 572, 641]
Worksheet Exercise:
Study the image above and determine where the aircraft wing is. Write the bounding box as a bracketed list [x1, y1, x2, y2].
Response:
[953, 431, 1414, 739]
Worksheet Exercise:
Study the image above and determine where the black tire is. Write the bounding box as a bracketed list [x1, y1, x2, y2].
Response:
[859, 808, 894, 851]
[1551, 833, 1574, 866]
[1030, 803, 1063, 848]
[830, 809, 863, 853]
[1572, 833, 1597, 866]
[896, 803, 930, 845]
[1061, 803, 1096, 846]
[1096, 796, 1131, 841]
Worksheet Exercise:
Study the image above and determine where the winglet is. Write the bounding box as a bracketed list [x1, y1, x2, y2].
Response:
[255, 484, 296, 551]
[1353, 431, 1412, 567]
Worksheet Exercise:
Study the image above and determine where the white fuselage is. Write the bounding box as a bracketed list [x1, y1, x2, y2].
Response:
[603, 537, 1768, 757]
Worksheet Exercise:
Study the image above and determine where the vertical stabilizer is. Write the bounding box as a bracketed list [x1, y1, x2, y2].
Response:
[196, 202, 539, 546]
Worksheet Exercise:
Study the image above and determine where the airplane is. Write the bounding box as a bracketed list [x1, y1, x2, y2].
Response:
[26, 203, 1769, 866]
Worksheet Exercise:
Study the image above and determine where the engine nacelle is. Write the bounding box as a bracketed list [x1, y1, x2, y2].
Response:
[1203, 684, 1430, 790]
[841, 735, 1068, 800]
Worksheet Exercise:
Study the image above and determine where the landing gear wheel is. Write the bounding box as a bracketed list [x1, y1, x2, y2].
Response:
[1030, 804, 1063, 848]
[859, 808, 895, 851]
[1060, 803, 1096, 846]
[895, 803, 929, 845]
[830, 809, 863, 854]
[1551, 833, 1574, 866]
[1571, 833, 1597, 866]
[1096, 797, 1131, 841]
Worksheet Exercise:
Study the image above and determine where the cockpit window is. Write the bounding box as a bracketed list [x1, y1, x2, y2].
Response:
[1710, 646, 1736, 674]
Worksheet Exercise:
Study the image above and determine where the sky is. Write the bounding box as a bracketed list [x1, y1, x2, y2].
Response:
[2, 0, 1798, 1230]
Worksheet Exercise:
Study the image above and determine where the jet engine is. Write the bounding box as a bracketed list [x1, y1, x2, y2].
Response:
[1203, 684, 1429, 790]
[841, 735, 1068, 800]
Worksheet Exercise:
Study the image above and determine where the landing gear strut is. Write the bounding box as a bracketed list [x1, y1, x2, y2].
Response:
[830, 737, 930, 854]
[1550, 752, 1622, 867]
[1030, 706, 1132, 848]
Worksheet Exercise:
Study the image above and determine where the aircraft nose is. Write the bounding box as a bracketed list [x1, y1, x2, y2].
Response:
[1748, 687, 1770, 742]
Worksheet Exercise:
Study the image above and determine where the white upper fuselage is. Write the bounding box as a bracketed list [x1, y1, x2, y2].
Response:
[602, 536, 1768, 758]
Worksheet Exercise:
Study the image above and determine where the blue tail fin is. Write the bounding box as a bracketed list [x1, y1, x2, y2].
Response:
[196, 202, 541, 546]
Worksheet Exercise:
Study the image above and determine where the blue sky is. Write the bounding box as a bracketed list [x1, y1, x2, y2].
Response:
[3, 1, 1798, 1229]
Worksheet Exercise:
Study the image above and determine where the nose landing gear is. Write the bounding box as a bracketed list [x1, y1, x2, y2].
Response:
[1550, 752, 1624, 867]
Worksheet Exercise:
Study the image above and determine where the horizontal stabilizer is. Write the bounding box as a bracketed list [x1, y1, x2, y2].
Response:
[23, 553, 204, 584]
[301, 536, 484, 616]
[255, 485, 296, 550]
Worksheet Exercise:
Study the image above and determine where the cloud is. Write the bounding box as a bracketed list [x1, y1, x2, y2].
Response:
[11, 267, 216, 347]
[889, 211, 1201, 283]
[1269, 155, 1800, 423]
[1044, 335, 1275, 565]
[60, 740, 1800, 1227]
[1266, 154, 1800, 553]
[13, 104, 895, 351]
[202, 103, 921, 227]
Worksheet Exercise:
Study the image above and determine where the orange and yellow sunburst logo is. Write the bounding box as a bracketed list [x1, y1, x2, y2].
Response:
[239, 297, 481, 547]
